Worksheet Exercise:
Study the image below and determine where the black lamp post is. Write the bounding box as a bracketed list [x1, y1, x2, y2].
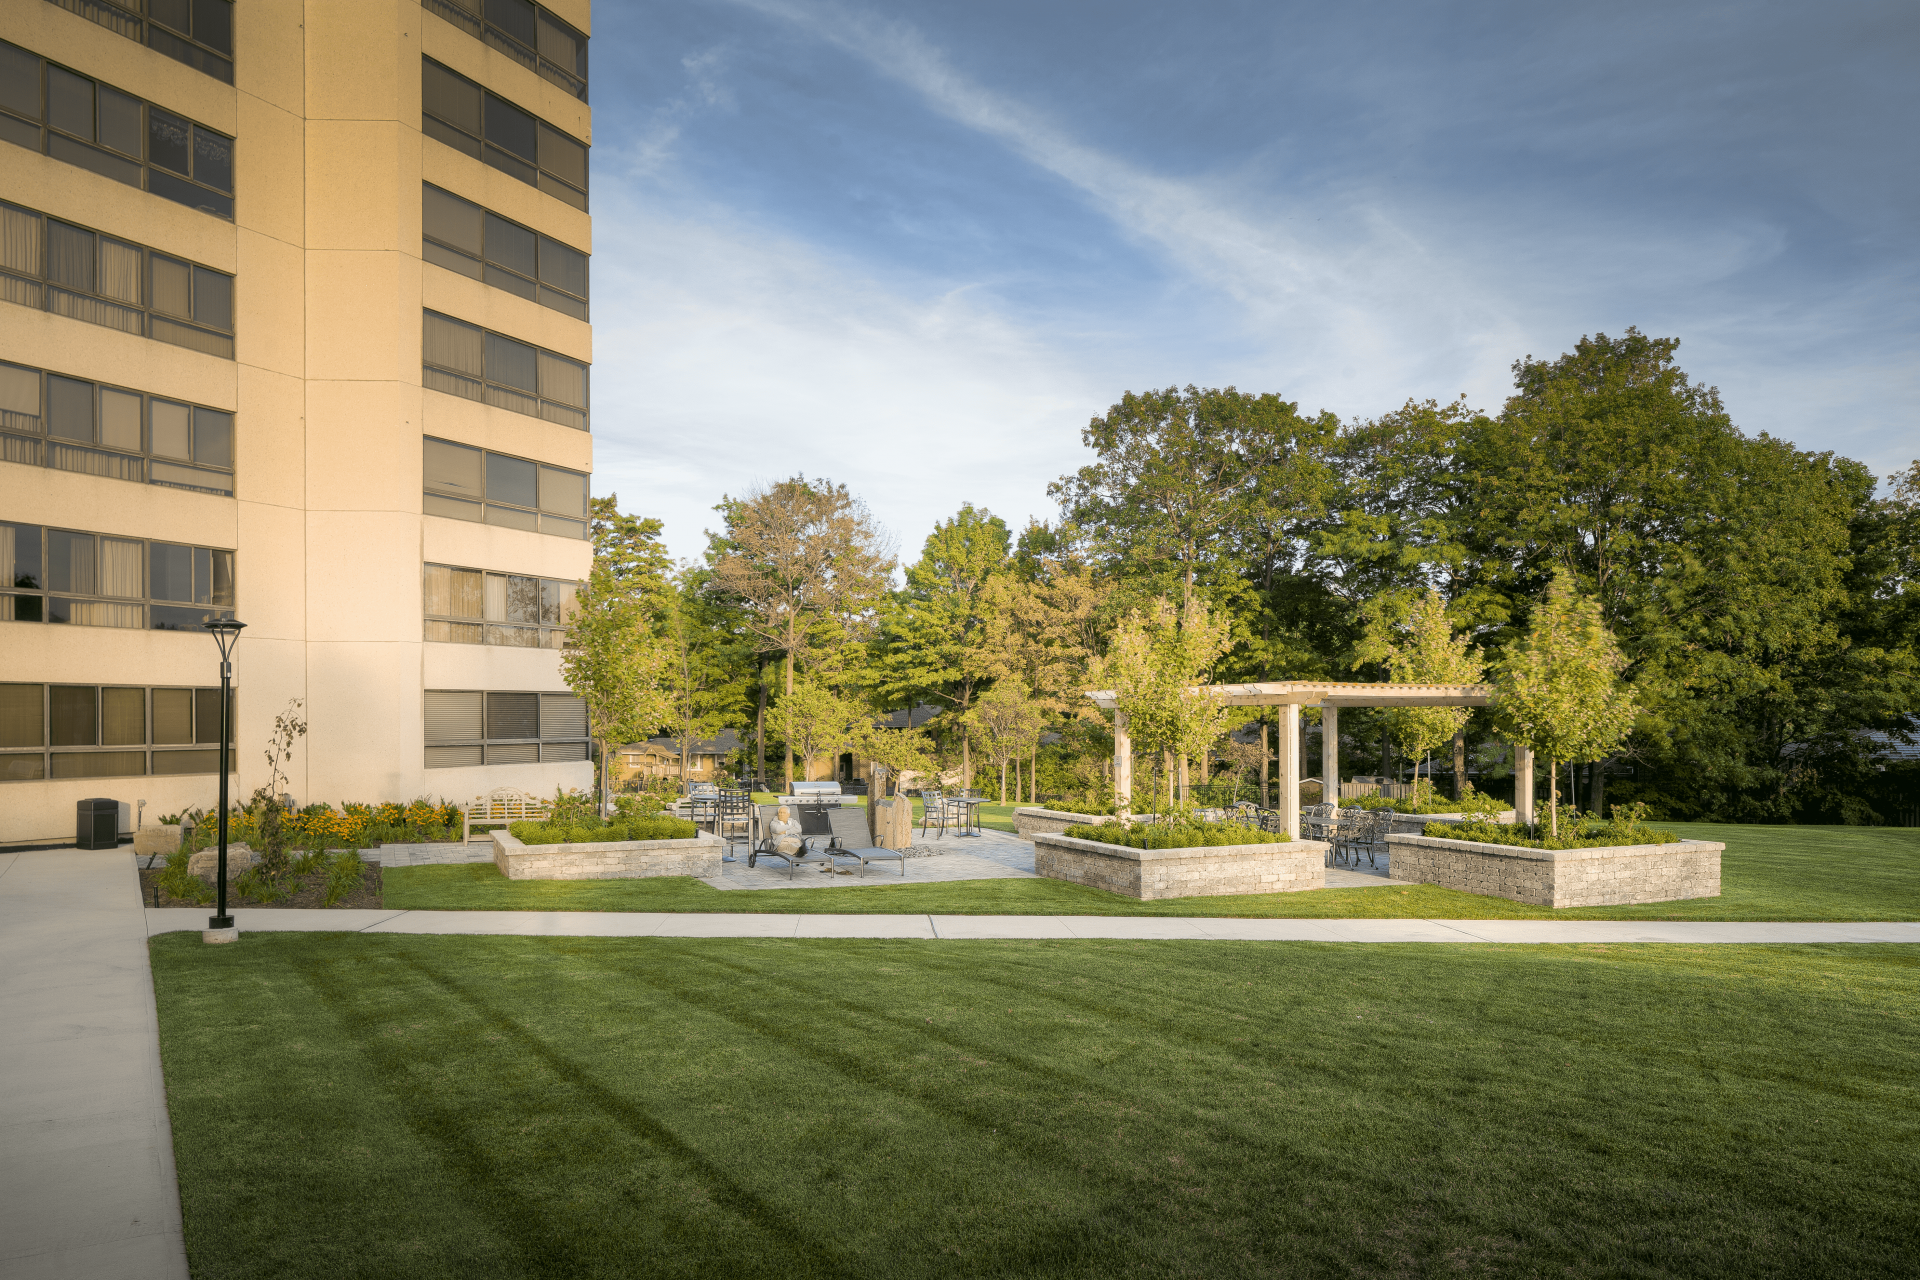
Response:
[204, 618, 246, 932]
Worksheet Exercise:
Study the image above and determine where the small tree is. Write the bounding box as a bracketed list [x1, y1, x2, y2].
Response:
[965, 677, 1049, 803]
[1095, 597, 1233, 811]
[563, 499, 673, 815]
[773, 679, 868, 784]
[1356, 588, 1485, 785]
[1492, 569, 1640, 837]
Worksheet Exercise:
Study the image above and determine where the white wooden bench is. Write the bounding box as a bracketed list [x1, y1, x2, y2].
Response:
[463, 787, 553, 842]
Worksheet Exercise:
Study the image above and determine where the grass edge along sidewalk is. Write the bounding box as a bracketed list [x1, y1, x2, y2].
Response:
[149, 933, 1920, 1280]
[381, 823, 1920, 921]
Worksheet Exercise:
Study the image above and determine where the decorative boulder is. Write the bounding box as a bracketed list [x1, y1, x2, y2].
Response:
[186, 844, 257, 878]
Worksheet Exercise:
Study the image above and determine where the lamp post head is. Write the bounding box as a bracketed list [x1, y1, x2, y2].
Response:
[203, 617, 246, 663]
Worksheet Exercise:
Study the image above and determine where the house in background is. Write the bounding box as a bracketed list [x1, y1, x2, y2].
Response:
[616, 730, 744, 787]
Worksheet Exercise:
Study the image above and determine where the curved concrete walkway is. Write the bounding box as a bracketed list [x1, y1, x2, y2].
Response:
[142, 907, 1920, 944]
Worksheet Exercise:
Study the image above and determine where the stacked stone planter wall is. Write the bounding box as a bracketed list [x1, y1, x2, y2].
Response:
[492, 828, 723, 880]
[1033, 832, 1327, 900]
[1385, 833, 1723, 908]
[1012, 807, 1115, 840]
[1373, 809, 1517, 838]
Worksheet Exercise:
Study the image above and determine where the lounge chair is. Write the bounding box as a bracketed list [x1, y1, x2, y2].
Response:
[826, 806, 907, 877]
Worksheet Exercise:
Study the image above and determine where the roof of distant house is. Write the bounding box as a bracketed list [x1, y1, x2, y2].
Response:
[619, 729, 745, 756]
[874, 704, 943, 730]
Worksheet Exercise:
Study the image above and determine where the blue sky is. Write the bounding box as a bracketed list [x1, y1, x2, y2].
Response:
[584, 0, 1919, 565]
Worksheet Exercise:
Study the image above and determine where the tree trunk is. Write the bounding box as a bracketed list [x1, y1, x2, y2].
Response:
[1029, 742, 1037, 804]
[782, 652, 795, 790]
[1452, 729, 1467, 800]
[1177, 753, 1189, 804]
[755, 668, 768, 792]
[1381, 727, 1391, 778]
[1591, 758, 1606, 817]
[1549, 756, 1560, 838]
[999, 759, 1007, 804]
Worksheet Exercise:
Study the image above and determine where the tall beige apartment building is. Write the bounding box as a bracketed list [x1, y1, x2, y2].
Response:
[1, 0, 596, 845]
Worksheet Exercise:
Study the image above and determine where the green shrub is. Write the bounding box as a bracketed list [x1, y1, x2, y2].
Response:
[508, 815, 698, 846]
[156, 845, 211, 904]
[1348, 780, 1510, 815]
[1428, 815, 1680, 850]
[1061, 820, 1288, 849]
[323, 849, 367, 907]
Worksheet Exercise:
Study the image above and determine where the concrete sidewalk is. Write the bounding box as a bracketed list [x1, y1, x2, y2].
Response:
[143, 907, 1920, 944]
[1, 851, 189, 1280]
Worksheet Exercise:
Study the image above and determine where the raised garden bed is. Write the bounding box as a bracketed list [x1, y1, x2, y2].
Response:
[1011, 806, 1115, 839]
[1033, 831, 1326, 900]
[491, 828, 723, 881]
[1386, 832, 1723, 908]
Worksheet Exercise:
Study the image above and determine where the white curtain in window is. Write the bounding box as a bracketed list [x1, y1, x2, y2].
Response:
[70, 600, 144, 628]
[451, 568, 484, 618]
[100, 538, 142, 599]
[422, 563, 451, 616]
[149, 400, 190, 460]
[97, 240, 141, 305]
[0, 205, 41, 276]
[483, 572, 506, 622]
[99, 389, 141, 451]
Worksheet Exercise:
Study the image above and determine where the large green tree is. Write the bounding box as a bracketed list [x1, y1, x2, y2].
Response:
[873, 503, 1011, 786]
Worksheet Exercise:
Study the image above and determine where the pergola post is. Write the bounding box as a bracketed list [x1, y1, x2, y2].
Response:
[1278, 702, 1300, 825]
[1112, 709, 1131, 816]
[1513, 741, 1534, 822]
[1320, 704, 1339, 809]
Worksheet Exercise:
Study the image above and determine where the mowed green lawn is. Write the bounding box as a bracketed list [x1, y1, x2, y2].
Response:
[151, 934, 1919, 1279]
[384, 823, 1920, 920]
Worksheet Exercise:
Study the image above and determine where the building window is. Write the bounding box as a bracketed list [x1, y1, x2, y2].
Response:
[1, 521, 235, 630]
[422, 183, 588, 320]
[0, 360, 235, 495]
[41, 0, 235, 85]
[0, 681, 233, 781]
[422, 310, 588, 430]
[423, 688, 588, 767]
[421, 0, 588, 101]
[0, 41, 236, 219]
[0, 201, 235, 359]
[422, 437, 588, 539]
[423, 562, 576, 647]
[421, 58, 587, 211]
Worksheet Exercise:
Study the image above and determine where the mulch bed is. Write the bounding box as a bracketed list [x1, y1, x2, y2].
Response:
[140, 865, 384, 910]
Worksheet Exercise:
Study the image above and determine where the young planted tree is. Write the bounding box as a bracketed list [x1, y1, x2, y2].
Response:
[708, 476, 895, 788]
[563, 497, 673, 814]
[1094, 598, 1234, 811]
[1354, 587, 1486, 794]
[965, 677, 1049, 804]
[773, 679, 869, 786]
[1492, 569, 1640, 837]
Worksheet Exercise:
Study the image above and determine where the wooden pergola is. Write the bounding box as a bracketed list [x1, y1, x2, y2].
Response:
[1083, 681, 1536, 818]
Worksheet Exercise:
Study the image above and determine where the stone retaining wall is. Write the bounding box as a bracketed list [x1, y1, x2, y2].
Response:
[1385, 833, 1723, 908]
[1012, 807, 1114, 839]
[492, 829, 723, 880]
[1033, 832, 1326, 900]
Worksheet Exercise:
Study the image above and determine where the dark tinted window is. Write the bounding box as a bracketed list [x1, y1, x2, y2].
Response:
[193, 407, 232, 467]
[486, 691, 539, 739]
[485, 213, 536, 277]
[193, 128, 232, 193]
[191, 266, 231, 331]
[150, 543, 194, 602]
[47, 376, 92, 441]
[147, 108, 191, 175]
[483, 94, 536, 162]
[486, 452, 537, 507]
[485, 0, 538, 48]
[46, 67, 92, 139]
[0, 42, 39, 120]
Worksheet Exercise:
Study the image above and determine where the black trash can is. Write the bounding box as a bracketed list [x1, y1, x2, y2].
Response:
[77, 798, 120, 850]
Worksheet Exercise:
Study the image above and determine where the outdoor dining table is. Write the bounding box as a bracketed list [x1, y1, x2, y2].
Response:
[946, 794, 986, 837]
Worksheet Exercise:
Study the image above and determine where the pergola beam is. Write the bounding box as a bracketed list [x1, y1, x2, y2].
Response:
[1090, 680, 1511, 822]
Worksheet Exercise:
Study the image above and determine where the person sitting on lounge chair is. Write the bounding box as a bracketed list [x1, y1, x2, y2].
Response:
[767, 805, 803, 857]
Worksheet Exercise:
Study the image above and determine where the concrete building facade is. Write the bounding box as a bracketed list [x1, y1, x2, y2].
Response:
[1, 0, 595, 844]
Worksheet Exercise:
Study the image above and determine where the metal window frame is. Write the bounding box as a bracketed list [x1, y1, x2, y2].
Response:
[419, 58, 588, 210]
[0, 40, 236, 218]
[0, 681, 235, 782]
[0, 201, 236, 358]
[43, 0, 236, 85]
[421, 560, 574, 648]
[0, 519, 236, 633]
[420, 435, 589, 540]
[420, 182, 589, 319]
[419, 0, 588, 101]
[419, 311, 590, 432]
[421, 686, 588, 768]
[0, 359, 237, 495]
